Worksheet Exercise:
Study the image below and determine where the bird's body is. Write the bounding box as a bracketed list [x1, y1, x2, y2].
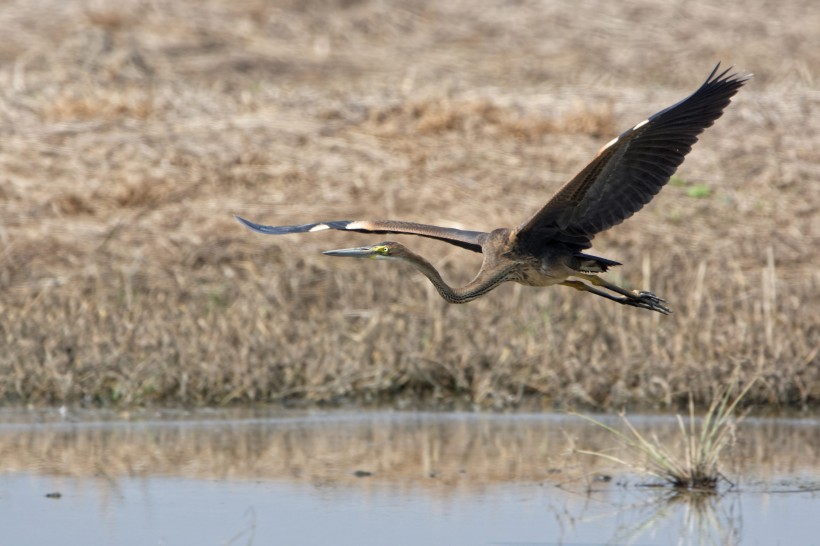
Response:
[238, 65, 750, 314]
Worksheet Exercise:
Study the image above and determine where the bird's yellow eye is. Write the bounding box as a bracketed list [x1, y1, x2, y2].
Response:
[374, 245, 390, 256]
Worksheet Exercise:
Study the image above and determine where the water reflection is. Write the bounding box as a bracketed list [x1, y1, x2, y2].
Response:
[0, 411, 817, 546]
[0, 411, 817, 486]
[605, 490, 741, 546]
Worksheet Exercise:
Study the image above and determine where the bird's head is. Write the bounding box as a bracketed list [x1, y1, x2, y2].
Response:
[322, 242, 410, 261]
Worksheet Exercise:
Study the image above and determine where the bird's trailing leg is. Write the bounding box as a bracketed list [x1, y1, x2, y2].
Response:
[561, 276, 671, 315]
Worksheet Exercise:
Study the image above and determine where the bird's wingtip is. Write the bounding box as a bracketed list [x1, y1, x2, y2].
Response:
[710, 62, 753, 84]
[709, 61, 754, 83]
[234, 215, 261, 232]
[234, 214, 252, 226]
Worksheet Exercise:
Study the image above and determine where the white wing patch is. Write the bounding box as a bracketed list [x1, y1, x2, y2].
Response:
[595, 117, 649, 157]
[632, 118, 650, 130]
[345, 221, 373, 230]
[309, 224, 331, 232]
[597, 136, 620, 156]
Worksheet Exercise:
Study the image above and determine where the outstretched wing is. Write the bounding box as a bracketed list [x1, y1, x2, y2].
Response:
[235, 215, 487, 253]
[516, 64, 751, 250]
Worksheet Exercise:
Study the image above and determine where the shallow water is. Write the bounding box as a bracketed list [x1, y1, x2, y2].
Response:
[0, 410, 817, 545]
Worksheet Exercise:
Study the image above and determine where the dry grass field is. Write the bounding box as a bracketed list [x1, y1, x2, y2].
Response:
[0, 0, 817, 409]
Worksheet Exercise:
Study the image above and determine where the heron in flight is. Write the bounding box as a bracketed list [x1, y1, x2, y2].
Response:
[237, 65, 749, 314]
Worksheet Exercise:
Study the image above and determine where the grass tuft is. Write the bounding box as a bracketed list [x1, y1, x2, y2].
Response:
[574, 379, 757, 489]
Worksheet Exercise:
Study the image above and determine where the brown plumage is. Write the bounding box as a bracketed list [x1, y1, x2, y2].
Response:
[237, 65, 750, 314]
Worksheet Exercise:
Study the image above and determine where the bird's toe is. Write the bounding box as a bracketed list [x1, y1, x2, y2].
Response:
[635, 291, 672, 314]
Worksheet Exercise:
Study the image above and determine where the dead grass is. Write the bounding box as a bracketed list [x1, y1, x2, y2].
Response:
[0, 0, 818, 409]
[364, 97, 615, 139]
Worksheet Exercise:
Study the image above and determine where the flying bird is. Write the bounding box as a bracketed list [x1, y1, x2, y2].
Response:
[237, 64, 749, 314]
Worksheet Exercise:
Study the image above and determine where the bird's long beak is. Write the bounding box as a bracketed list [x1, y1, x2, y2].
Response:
[322, 247, 376, 258]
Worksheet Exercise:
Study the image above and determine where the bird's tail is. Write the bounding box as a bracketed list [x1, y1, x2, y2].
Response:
[571, 253, 622, 273]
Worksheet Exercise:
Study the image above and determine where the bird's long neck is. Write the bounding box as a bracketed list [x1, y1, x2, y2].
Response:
[400, 250, 513, 304]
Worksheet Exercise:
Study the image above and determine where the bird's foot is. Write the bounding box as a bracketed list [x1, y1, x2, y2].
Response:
[626, 291, 672, 315]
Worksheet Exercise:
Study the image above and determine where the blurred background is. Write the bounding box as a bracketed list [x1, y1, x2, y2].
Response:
[0, 0, 817, 410]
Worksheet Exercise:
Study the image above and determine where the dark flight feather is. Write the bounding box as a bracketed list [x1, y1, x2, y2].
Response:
[516, 64, 751, 251]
